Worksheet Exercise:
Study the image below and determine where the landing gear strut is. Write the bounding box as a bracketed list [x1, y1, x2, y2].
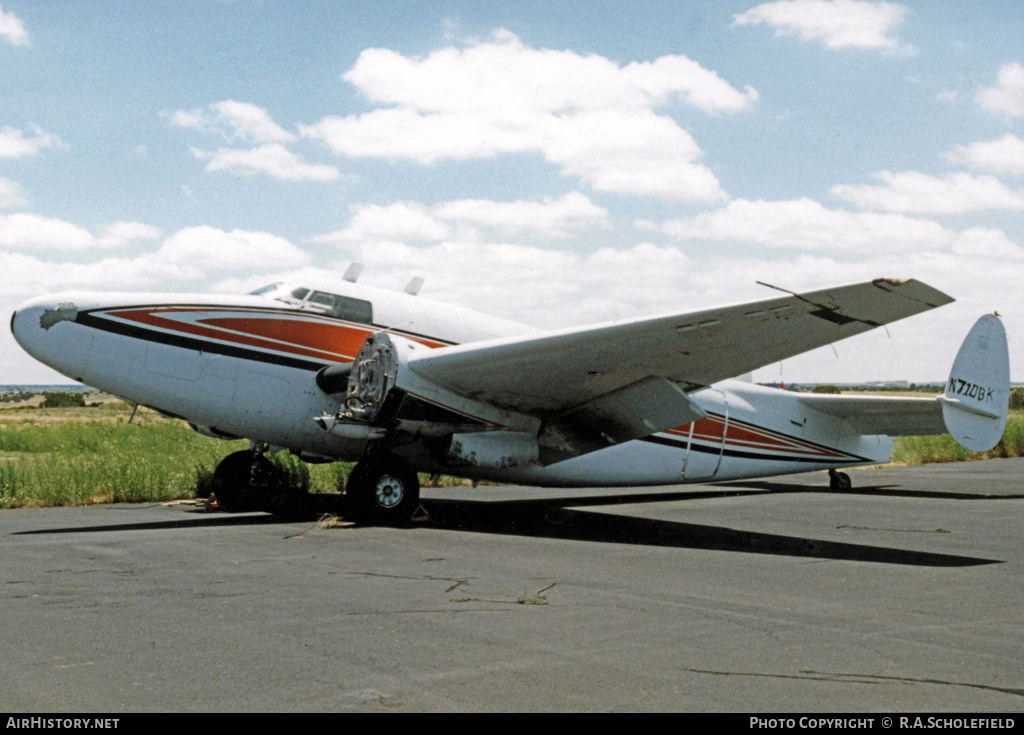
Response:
[344, 453, 420, 525]
[828, 468, 852, 491]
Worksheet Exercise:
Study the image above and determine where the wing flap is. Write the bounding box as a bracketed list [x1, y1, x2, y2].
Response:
[537, 376, 707, 464]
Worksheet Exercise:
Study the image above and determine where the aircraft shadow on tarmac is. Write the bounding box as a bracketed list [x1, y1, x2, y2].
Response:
[716, 478, 1024, 502]
[15, 484, 1002, 568]
[417, 490, 999, 568]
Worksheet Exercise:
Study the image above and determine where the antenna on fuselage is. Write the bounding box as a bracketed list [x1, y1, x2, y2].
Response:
[343, 262, 364, 282]
[404, 276, 425, 296]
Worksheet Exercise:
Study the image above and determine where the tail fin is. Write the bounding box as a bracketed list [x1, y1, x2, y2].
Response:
[939, 314, 1010, 452]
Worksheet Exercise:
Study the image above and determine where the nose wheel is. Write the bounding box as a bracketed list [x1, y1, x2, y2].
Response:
[209, 448, 302, 514]
[345, 454, 420, 524]
[828, 468, 852, 491]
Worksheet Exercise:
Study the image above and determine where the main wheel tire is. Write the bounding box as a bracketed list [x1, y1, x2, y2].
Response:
[212, 450, 280, 512]
[346, 455, 420, 525]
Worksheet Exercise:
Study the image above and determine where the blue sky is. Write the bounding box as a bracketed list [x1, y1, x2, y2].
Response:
[1, 0, 1022, 384]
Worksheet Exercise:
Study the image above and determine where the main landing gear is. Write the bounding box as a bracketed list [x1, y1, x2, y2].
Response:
[343, 453, 421, 525]
[209, 446, 303, 515]
[828, 468, 852, 491]
[206, 443, 421, 523]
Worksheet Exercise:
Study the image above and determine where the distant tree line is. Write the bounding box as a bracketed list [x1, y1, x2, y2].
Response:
[0, 391, 36, 403]
[41, 392, 86, 408]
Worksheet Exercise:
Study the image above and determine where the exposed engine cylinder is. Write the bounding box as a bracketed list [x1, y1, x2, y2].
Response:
[343, 332, 398, 423]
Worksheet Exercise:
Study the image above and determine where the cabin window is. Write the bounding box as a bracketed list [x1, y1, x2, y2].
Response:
[308, 291, 373, 324]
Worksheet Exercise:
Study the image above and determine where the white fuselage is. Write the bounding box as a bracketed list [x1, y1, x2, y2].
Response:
[11, 282, 892, 488]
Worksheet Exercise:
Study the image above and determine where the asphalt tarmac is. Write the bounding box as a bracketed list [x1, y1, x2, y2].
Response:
[2, 458, 1023, 712]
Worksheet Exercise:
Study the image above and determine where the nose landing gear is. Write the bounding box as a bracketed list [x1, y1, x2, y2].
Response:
[208, 446, 304, 514]
[828, 468, 852, 491]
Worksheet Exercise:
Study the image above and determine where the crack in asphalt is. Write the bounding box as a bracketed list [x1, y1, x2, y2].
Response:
[685, 667, 1024, 698]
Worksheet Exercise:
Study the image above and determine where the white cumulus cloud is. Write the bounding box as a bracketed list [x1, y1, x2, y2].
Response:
[832, 171, 1024, 214]
[944, 134, 1024, 177]
[0, 5, 27, 46]
[733, 0, 914, 53]
[977, 63, 1024, 118]
[0, 213, 96, 250]
[158, 226, 310, 272]
[97, 221, 162, 249]
[316, 193, 611, 244]
[0, 177, 27, 208]
[0, 252, 186, 297]
[0, 214, 161, 251]
[435, 192, 611, 238]
[193, 144, 342, 182]
[320, 202, 453, 244]
[643, 198, 954, 252]
[170, 100, 295, 143]
[343, 29, 757, 116]
[0, 126, 60, 159]
[301, 31, 756, 202]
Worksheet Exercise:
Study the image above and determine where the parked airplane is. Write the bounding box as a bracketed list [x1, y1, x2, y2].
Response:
[10, 273, 1010, 522]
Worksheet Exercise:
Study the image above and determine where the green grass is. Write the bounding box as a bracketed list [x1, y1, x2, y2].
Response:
[0, 416, 246, 507]
[2, 397, 1020, 509]
[892, 410, 1024, 465]
[0, 398, 465, 508]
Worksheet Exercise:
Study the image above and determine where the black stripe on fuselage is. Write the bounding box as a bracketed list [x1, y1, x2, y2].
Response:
[75, 309, 330, 372]
[729, 413, 875, 462]
[74, 303, 458, 374]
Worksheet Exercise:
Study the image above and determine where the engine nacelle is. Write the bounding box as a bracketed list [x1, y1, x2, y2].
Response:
[323, 332, 540, 466]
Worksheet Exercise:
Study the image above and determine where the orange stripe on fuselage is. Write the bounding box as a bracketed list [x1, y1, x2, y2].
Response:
[107, 306, 451, 364]
[662, 416, 846, 459]
[109, 308, 355, 362]
[200, 317, 372, 361]
[201, 316, 451, 353]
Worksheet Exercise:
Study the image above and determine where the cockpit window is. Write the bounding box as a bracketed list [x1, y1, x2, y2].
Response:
[253, 284, 372, 323]
[308, 291, 336, 309]
[308, 290, 373, 324]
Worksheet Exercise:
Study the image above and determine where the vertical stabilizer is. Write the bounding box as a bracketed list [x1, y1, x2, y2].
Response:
[939, 314, 1009, 452]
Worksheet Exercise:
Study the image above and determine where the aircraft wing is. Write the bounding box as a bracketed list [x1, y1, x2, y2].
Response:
[408, 278, 951, 412]
[405, 278, 952, 461]
[797, 394, 946, 436]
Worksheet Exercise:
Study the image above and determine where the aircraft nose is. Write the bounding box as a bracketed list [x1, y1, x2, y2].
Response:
[11, 295, 94, 381]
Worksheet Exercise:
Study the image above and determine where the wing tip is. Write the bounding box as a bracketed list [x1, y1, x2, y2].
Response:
[872, 277, 955, 308]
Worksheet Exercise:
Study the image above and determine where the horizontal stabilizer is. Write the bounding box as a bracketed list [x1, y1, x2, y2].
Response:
[798, 314, 1009, 453]
[797, 393, 944, 436]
